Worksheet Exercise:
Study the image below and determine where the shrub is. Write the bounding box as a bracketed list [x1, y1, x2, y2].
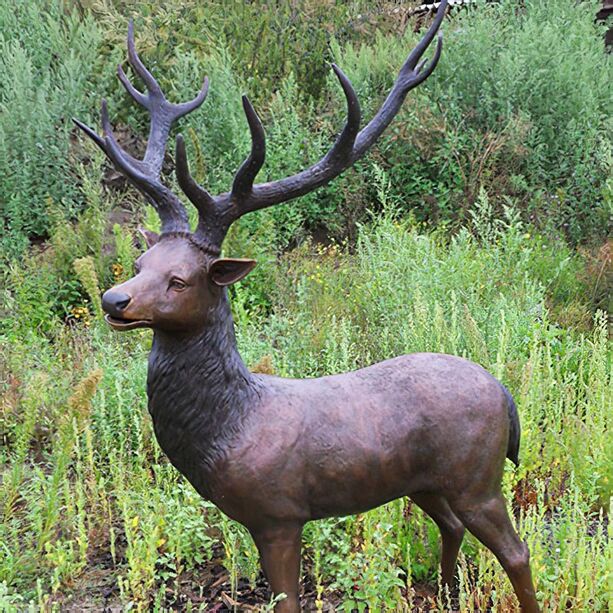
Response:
[333, 0, 612, 242]
[0, 2, 104, 256]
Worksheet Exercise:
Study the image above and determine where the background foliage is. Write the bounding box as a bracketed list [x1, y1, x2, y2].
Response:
[1, 0, 611, 260]
[0, 0, 611, 611]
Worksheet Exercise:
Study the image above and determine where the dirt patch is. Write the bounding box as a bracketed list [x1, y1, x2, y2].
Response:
[51, 544, 446, 612]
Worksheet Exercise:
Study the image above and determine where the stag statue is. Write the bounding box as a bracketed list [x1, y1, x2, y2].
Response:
[74, 2, 539, 610]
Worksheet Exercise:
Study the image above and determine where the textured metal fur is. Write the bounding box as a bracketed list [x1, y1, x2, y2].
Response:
[147, 294, 259, 499]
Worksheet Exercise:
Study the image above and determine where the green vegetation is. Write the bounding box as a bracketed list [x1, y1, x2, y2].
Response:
[0, 0, 611, 611]
[0, 2, 104, 255]
[1, 0, 611, 258]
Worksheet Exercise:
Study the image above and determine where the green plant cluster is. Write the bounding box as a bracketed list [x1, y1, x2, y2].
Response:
[0, 2, 106, 256]
[1, 0, 610, 260]
[387, 0, 613, 242]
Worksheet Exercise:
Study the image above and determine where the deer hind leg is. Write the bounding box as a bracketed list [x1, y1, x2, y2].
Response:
[251, 523, 303, 613]
[410, 492, 465, 587]
[450, 492, 540, 613]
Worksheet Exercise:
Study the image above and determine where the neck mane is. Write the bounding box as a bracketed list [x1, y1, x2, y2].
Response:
[146, 292, 258, 495]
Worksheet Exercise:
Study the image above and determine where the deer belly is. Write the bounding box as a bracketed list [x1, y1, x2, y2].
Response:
[304, 439, 424, 519]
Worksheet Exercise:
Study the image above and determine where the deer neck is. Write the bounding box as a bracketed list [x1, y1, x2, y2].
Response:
[146, 292, 258, 491]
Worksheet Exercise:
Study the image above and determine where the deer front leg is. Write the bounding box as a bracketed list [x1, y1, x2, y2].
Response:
[251, 523, 303, 613]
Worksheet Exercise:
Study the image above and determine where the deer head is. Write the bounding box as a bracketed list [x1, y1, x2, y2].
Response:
[74, 1, 447, 335]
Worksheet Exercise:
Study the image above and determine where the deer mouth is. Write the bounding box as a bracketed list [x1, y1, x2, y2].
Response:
[104, 314, 153, 331]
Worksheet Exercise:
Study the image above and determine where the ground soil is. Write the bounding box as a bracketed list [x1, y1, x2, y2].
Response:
[52, 542, 444, 612]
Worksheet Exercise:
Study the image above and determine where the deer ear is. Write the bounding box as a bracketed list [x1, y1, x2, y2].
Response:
[209, 258, 257, 286]
[138, 227, 160, 249]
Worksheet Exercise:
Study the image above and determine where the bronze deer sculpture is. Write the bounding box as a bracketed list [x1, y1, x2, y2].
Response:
[74, 2, 539, 610]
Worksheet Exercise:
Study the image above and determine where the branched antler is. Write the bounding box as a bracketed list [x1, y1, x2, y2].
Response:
[178, 0, 448, 248]
[239, 1, 445, 216]
[76, 0, 447, 249]
[231, 96, 267, 200]
[74, 20, 208, 233]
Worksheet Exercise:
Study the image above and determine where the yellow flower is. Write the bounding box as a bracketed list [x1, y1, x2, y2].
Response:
[112, 262, 124, 279]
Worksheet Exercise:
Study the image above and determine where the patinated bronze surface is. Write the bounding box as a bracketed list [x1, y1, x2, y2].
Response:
[76, 1, 540, 610]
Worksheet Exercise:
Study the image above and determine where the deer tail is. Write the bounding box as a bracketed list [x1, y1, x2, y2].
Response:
[501, 383, 520, 467]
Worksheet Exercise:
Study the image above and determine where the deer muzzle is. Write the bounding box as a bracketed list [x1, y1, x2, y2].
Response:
[102, 289, 152, 330]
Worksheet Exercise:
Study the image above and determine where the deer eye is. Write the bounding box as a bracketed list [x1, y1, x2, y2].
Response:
[169, 277, 187, 291]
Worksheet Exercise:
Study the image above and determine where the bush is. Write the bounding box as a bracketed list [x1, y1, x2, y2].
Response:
[0, 2, 104, 257]
[332, 0, 612, 242]
[2, 0, 609, 260]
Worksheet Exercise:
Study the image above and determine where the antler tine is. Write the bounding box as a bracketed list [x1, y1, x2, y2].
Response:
[72, 102, 144, 175]
[231, 96, 266, 199]
[126, 19, 161, 96]
[73, 117, 106, 151]
[117, 63, 149, 108]
[326, 63, 361, 162]
[173, 77, 210, 119]
[409, 32, 443, 89]
[402, 0, 447, 72]
[100, 99, 141, 169]
[175, 134, 217, 217]
[175, 134, 226, 250]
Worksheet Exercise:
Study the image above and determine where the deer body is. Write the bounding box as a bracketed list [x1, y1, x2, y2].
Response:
[76, 2, 540, 609]
[151, 330, 515, 528]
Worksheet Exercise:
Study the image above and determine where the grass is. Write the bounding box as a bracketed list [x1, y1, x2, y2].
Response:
[1, 197, 610, 610]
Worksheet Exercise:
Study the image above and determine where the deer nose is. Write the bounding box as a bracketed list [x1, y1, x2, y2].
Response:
[102, 290, 132, 316]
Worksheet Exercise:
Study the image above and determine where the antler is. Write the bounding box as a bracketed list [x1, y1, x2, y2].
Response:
[74, 1, 446, 250]
[73, 20, 208, 233]
[176, 0, 447, 248]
